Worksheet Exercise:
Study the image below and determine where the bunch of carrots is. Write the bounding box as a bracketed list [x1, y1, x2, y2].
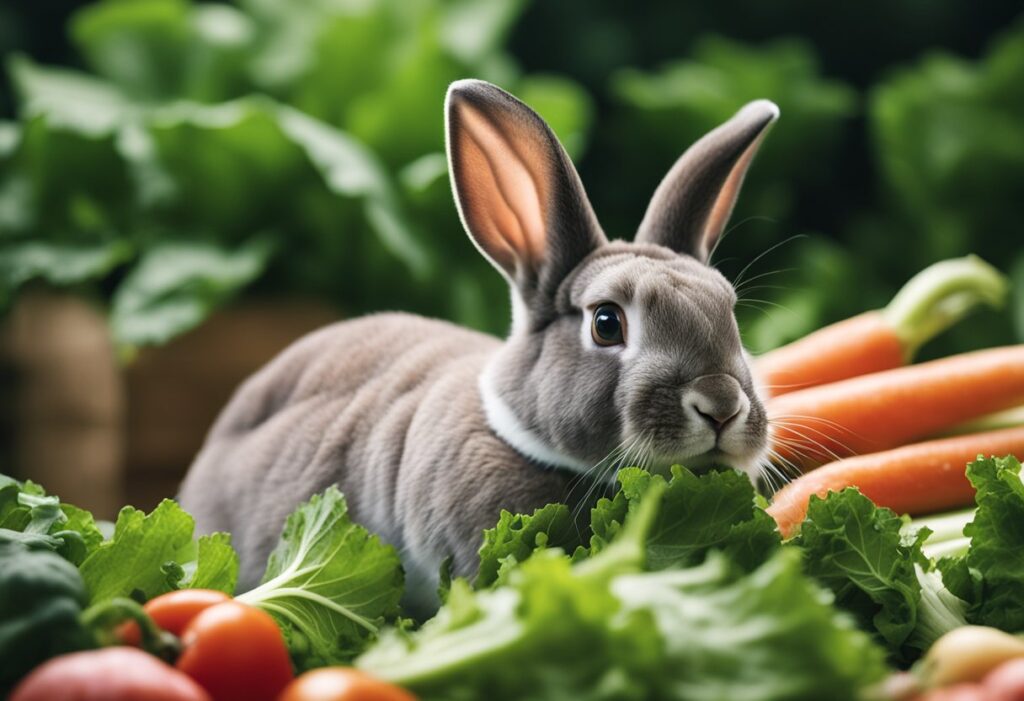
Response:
[756, 255, 1024, 538]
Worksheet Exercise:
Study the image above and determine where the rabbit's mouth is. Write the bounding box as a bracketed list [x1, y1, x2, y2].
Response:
[645, 444, 766, 483]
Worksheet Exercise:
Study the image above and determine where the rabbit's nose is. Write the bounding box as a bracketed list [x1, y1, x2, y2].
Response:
[683, 374, 748, 434]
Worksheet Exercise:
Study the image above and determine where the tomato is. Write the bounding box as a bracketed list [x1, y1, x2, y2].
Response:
[10, 647, 211, 701]
[119, 589, 233, 646]
[984, 658, 1024, 700]
[176, 600, 293, 701]
[278, 668, 418, 701]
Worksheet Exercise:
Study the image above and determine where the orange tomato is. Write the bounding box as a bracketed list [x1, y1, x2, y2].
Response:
[278, 668, 417, 701]
[118, 589, 232, 646]
[176, 601, 293, 701]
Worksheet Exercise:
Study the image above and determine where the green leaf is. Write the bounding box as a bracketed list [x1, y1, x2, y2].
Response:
[615, 550, 888, 701]
[59, 505, 105, 558]
[794, 489, 927, 652]
[475, 503, 582, 588]
[589, 466, 780, 572]
[9, 55, 133, 136]
[79, 499, 194, 602]
[939, 455, 1024, 631]
[236, 487, 404, 669]
[360, 545, 885, 701]
[0, 240, 132, 307]
[185, 532, 239, 594]
[77, 498, 237, 602]
[110, 237, 273, 348]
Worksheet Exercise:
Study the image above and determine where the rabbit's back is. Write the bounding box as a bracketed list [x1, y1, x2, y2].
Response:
[179, 312, 577, 595]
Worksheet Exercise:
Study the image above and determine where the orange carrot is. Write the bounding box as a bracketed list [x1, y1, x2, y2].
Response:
[757, 311, 904, 395]
[769, 345, 1024, 469]
[756, 256, 1006, 397]
[767, 425, 1024, 538]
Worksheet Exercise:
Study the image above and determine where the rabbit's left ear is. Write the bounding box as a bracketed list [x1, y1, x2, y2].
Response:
[635, 100, 779, 262]
[445, 80, 606, 303]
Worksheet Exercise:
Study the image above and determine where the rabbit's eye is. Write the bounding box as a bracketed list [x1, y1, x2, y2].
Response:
[592, 304, 626, 346]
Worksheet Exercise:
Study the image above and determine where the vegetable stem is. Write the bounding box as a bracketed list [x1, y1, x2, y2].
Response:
[940, 404, 1024, 437]
[80, 597, 180, 662]
[882, 255, 1007, 359]
[911, 508, 975, 545]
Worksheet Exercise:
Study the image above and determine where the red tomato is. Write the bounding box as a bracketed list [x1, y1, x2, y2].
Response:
[984, 658, 1024, 701]
[10, 647, 211, 701]
[176, 600, 293, 701]
[119, 589, 233, 646]
[278, 668, 418, 701]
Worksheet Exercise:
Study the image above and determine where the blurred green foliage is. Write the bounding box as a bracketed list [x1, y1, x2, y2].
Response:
[0, 0, 591, 347]
[0, 0, 1021, 357]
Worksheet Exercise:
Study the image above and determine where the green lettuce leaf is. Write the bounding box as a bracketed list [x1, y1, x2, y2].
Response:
[794, 489, 927, 651]
[939, 455, 1024, 631]
[0, 474, 105, 566]
[475, 503, 583, 588]
[359, 486, 885, 701]
[236, 486, 404, 670]
[590, 466, 780, 571]
[79, 498, 237, 602]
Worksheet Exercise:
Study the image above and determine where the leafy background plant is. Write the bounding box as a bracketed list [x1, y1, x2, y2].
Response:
[0, 0, 1021, 354]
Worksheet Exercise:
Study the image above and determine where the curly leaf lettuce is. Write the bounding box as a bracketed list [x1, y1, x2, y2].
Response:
[475, 503, 583, 588]
[795, 489, 926, 650]
[236, 486, 404, 669]
[590, 466, 780, 571]
[359, 489, 885, 701]
[78, 498, 237, 602]
[939, 455, 1024, 631]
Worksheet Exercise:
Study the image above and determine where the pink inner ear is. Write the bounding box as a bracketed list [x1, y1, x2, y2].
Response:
[703, 134, 765, 257]
[457, 105, 547, 270]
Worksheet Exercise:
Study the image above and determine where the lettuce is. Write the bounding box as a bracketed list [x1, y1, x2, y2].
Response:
[359, 484, 886, 701]
[236, 486, 404, 670]
[475, 503, 583, 588]
[0, 475, 105, 566]
[589, 466, 780, 571]
[939, 455, 1024, 631]
[79, 499, 238, 602]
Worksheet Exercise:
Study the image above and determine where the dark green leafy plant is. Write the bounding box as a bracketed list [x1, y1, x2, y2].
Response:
[0, 0, 592, 349]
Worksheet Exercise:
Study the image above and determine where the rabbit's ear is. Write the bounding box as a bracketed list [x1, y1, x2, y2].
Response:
[446, 80, 606, 300]
[635, 100, 779, 262]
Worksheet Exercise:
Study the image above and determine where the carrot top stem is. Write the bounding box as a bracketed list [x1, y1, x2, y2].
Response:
[941, 404, 1024, 437]
[882, 255, 1007, 359]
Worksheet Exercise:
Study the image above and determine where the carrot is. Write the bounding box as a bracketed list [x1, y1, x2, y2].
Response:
[768, 345, 1024, 469]
[767, 425, 1024, 538]
[756, 256, 1006, 397]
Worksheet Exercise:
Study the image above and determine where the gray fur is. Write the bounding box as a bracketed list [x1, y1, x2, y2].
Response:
[178, 80, 777, 611]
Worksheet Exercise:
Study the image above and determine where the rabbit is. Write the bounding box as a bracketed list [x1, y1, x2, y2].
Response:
[178, 79, 778, 612]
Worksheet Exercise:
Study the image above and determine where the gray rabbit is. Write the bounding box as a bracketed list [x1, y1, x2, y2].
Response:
[178, 80, 777, 610]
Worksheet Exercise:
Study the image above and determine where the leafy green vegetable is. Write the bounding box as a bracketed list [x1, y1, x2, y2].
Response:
[236, 486, 404, 670]
[871, 22, 1024, 276]
[475, 503, 583, 588]
[110, 237, 273, 347]
[795, 489, 969, 655]
[0, 542, 93, 695]
[0, 475, 105, 566]
[78, 498, 237, 602]
[359, 482, 886, 701]
[795, 490, 923, 652]
[590, 466, 780, 571]
[940, 455, 1024, 631]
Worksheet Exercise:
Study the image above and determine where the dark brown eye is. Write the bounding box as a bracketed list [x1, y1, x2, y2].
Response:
[591, 303, 626, 346]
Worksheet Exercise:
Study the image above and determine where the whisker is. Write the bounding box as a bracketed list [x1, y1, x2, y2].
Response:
[730, 233, 807, 290]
